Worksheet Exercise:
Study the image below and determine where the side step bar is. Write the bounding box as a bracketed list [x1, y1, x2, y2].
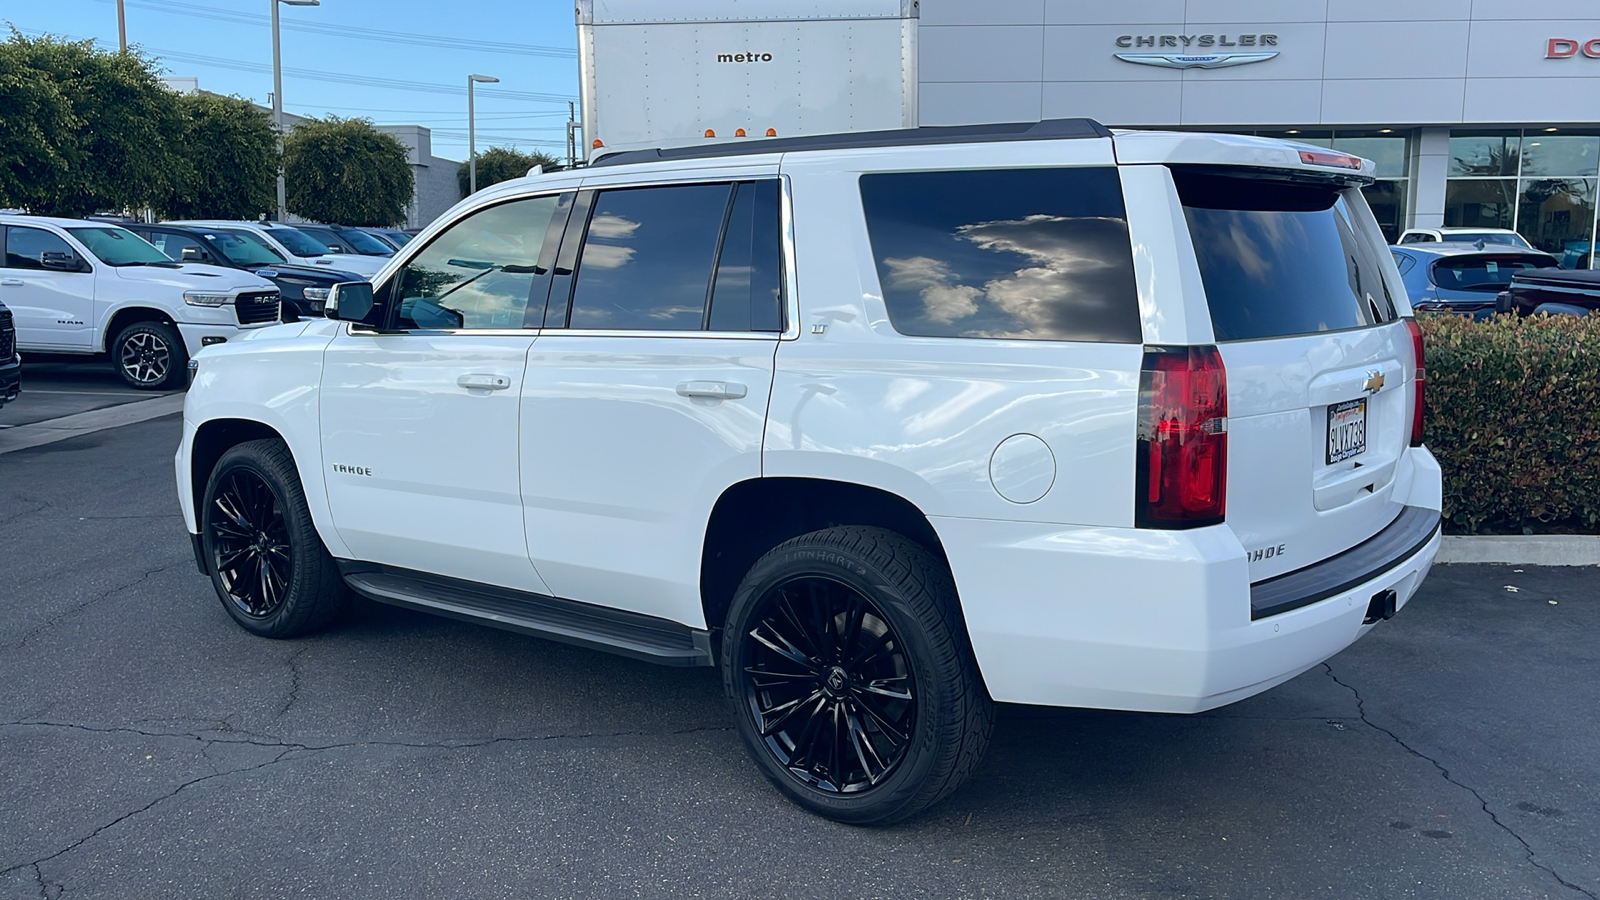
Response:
[338, 562, 714, 667]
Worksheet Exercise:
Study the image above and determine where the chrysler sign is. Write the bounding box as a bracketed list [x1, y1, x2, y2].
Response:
[1115, 33, 1279, 69]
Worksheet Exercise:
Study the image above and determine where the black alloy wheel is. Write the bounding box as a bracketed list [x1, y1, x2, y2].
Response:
[209, 467, 294, 619]
[201, 439, 348, 638]
[111, 321, 188, 390]
[723, 526, 994, 825]
[740, 576, 917, 794]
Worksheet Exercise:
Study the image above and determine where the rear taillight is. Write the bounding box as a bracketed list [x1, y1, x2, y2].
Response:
[1404, 317, 1425, 446]
[1135, 346, 1227, 529]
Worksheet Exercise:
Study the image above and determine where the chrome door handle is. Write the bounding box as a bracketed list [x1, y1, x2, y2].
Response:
[457, 374, 512, 391]
[0, 279, 23, 287]
[676, 381, 748, 400]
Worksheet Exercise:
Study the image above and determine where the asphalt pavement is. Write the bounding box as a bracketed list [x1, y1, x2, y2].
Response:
[1, 408, 1596, 899]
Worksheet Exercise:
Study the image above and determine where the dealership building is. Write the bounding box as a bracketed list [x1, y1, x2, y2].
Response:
[914, 0, 1600, 261]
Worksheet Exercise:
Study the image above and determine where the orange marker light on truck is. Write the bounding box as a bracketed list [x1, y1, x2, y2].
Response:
[705, 129, 716, 138]
[734, 128, 746, 137]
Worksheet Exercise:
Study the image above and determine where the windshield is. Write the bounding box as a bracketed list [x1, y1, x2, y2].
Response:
[384, 231, 412, 247]
[1447, 232, 1528, 247]
[66, 227, 172, 266]
[205, 230, 285, 266]
[265, 226, 334, 257]
[336, 228, 393, 255]
[1431, 255, 1558, 291]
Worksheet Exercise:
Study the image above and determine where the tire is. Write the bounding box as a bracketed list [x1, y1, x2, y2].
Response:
[200, 438, 348, 638]
[721, 526, 995, 825]
[111, 320, 187, 390]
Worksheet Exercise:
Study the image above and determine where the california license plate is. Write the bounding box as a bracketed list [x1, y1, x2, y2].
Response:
[1327, 398, 1368, 464]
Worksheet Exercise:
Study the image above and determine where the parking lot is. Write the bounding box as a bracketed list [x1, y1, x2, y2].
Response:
[1, 364, 1597, 900]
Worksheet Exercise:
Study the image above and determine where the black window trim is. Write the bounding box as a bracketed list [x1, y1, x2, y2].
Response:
[541, 175, 791, 339]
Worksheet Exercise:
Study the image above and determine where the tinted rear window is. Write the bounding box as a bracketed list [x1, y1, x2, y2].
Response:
[1431, 255, 1556, 291]
[1177, 170, 1398, 341]
[859, 168, 1141, 342]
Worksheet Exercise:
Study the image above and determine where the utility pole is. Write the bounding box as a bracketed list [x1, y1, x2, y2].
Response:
[468, 74, 500, 194]
[272, 0, 320, 222]
[566, 101, 577, 169]
[116, 0, 126, 52]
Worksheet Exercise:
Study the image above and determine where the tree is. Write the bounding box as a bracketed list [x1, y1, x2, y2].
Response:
[458, 146, 562, 196]
[0, 31, 181, 216]
[283, 117, 414, 226]
[157, 92, 277, 220]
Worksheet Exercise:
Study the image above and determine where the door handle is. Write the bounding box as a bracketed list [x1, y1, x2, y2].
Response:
[676, 380, 747, 400]
[0, 279, 22, 287]
[457, 374, 512, 391]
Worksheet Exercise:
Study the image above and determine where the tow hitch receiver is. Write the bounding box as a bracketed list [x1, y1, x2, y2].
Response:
[1364, 589, 1398, 625]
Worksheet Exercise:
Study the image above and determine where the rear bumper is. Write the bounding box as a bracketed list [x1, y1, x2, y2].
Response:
[933, 500, 1440, 714]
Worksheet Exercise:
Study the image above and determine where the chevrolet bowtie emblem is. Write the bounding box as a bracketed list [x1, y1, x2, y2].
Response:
[1363, 371, 1385, 395]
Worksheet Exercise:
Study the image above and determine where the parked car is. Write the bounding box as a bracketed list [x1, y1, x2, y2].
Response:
[165, 221, 389, 279]
[177, 121, 1442, 824]
[1397, 227, 1532, 248]
[1495, 267, 1600, 316]
[1390, 243, 1559, 317]
[357, 227, 413, 251]
[1, 215, 280, 389]
[125, 223, 362, 321]
[0, 299, 19, 409]
[292, 224, 394, 258]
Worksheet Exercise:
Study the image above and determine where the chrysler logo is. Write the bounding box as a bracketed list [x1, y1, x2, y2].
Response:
[1115, 52, 1278, 69]
[1116, 33, 1279, 69]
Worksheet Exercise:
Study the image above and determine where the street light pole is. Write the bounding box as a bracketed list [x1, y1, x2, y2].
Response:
[116, 0, 126, 52]
[468, 74, 500, 194]
[272, 0, 320, 222]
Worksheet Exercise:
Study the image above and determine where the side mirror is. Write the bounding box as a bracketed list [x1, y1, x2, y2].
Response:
[180, 246, 205, 262]
[326, 281, 382, 325]
[40, 250, 82, 272]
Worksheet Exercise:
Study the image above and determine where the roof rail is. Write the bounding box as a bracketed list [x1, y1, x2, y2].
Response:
[588, 118, 1112, 168]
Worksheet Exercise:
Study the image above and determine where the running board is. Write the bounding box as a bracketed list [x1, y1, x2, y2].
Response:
[337, 563, 714, 667]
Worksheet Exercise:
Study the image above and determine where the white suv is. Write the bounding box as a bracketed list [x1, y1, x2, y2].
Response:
[2, 216, 281, 389]
[176, 121, 1442, 824]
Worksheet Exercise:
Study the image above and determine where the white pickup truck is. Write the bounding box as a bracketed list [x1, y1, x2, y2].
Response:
[1, 215, 282, 390]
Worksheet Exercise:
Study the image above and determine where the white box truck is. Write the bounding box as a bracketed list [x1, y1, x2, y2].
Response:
[576, 0, 918, 160]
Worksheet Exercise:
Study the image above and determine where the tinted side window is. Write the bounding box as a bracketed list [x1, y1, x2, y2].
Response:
[709, 180, 783, 332]
[393, 195, 561, 330]
[1177, 169, 1397, 342]
[859, 168, 1141, 342]
[4, 227, 75, 270]
[147, 230, 209, 262]
[568, 184, 730, 331]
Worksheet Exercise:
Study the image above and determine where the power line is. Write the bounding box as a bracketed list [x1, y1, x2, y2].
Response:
[82, 0, 577, 58]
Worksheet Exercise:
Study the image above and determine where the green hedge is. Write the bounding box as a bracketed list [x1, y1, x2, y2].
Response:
[1420, 313, 1600, 534]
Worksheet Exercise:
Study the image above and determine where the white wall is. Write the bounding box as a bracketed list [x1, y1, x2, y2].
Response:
[917, 1, 1600, 127]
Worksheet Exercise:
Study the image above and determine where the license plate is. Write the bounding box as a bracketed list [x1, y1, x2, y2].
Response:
[1326, 398, 1367, 464]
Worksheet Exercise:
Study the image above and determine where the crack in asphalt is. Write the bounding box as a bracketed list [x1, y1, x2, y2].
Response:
[0, 499, 52, 527]
[1323, 664, 1597, 900]
[278, 646, 308, 718]
[1, 561, 182, 652]
[0, 718, 734, 881]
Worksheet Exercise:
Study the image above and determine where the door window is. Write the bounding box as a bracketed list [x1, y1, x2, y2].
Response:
[4, 227, 76, 270]
[708, 180, 784, 332]
[566, 184, 730, 331]
[391, 195, 563, 330]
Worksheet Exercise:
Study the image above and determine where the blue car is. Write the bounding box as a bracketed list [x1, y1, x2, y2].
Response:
[1390, 243, 1560, 318]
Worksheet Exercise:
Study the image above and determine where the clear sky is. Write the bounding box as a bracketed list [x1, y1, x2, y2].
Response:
[4, 0, 580, 163]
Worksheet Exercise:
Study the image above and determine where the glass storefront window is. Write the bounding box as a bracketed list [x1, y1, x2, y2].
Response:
[1444, 179, 1517, 230]
[1362, 181, 1407, 243]
[1335, 134, 1408, 179]
[1518, 178, 1596, 268]
[1519, 133, 1600, 178]
[1449, 131, 1522, 177]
